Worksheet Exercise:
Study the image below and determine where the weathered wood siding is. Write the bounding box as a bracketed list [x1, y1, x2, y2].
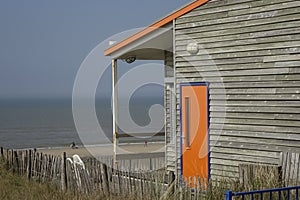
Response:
[164, 51, 176, 172]
[174, 0, 300, 179]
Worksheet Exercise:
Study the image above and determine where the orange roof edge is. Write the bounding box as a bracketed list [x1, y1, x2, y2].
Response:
[104, 0, 209, 56]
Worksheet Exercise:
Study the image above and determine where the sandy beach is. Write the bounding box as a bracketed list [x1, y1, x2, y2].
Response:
[37, 142, 165, 158]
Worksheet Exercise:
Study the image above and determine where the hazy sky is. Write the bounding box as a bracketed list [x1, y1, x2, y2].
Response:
[0, 0, 191, 99]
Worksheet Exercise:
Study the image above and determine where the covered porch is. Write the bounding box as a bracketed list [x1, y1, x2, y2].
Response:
[105, 23, 175, 166]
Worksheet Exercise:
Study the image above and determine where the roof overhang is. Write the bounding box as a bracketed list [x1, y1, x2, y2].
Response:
[104, 0, 209, 60]
[108, 23, 173, 60]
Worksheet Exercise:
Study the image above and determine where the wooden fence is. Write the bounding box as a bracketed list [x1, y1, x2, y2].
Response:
[0, 147, 169, 198]
[238, 152, 300, 192]
[280, 151, 300, 186]
[1, 147, 62, 186]
[2, 147, 300, 199]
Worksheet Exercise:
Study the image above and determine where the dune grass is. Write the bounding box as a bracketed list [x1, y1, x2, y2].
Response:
[0, 159, 102, 200]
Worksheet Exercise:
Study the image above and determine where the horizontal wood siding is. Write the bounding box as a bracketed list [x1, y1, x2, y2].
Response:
[174, 0, 300, 179]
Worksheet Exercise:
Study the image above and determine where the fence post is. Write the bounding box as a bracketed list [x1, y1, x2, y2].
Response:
[149, 158, 152, 171]
[6, 149, 9, 169]
[26, 150, 32, 180]
[14, 151, 19, 174]
[10, 150, 14, 171]
[226, 190, 233, 200]
[61, 152, 67, 191]
[0, 147, 3, 160]
[101, 163, 110, 197]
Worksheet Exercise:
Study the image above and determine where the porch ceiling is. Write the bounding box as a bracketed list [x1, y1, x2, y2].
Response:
[108, 23, 173, 60]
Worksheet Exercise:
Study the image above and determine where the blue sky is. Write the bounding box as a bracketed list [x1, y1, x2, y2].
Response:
[0, 0, 191, 99]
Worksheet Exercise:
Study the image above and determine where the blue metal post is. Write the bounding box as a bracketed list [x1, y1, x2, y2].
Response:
[226, 190, 233, 200]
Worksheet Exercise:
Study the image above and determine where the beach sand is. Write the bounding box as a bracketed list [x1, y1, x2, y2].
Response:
[38, 143, 165, 158]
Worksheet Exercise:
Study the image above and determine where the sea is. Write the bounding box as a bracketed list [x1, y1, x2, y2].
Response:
[0, 97, 164, 149]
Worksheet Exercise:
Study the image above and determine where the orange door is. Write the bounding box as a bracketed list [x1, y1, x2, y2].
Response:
[181, 83, 209, 182]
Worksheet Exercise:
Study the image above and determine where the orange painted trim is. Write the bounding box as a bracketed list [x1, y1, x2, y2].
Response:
[104, 0, 209, 56]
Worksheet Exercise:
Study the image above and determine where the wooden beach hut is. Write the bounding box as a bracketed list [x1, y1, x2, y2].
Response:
[105, 0, 300, 181]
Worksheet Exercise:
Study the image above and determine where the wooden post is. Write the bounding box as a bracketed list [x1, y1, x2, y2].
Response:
[26, 150, 32, 179]
[112, 59, 118, 168]
[61, 152, 67, 191]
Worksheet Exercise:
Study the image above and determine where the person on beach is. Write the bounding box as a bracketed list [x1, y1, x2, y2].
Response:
[144, 140, 147, 147]
[70, 142, 77, 149]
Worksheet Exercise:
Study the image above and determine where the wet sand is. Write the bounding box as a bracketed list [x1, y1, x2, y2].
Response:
[38, 143, 165, 157]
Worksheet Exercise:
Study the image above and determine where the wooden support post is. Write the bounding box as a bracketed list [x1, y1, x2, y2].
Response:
[26, 150, 32, 180]
[112, 59, 118, 168]
[61, 152, 67, 191]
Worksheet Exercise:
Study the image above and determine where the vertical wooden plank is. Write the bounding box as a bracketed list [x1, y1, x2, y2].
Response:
[43, 154, 46, 182]
[290, 153, 295, 184]
[149, 158, 153, 171]
[285, 152, 291, 186]
[61, 152, 67, 191]
[40, 153, 43, 182]
[14, 151, 19, 175]
[26, 150, 32, 180]
[6, 149, 9, 169]
[291, 153, 297, 185]
[22, 150, 25, 175]
[117, 167, 121, 195]
[33, 152, 38, 179]
[126, 170, 130, 196]
[39, 153, 43, 182]
[297, 154, 300, 185]
[19, 151, 23, 175]
[10, 150, 14, 172]
[50, 155, 54, 180]
[296, 153, 300, 184]
[112, 59, 118, 168]
[239, 164, 245, 186]
[24, 150, 28, 174]
[127, 170, 131, 196]
[101, 163, 110, 197]
[97, 161, 103, 195]
[197, 176, 201, 199]
[47, 155, 51, 181]
[139, 172, 143, 199]
[194, 176, 197, 200]
[282, 152, 287, 184]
